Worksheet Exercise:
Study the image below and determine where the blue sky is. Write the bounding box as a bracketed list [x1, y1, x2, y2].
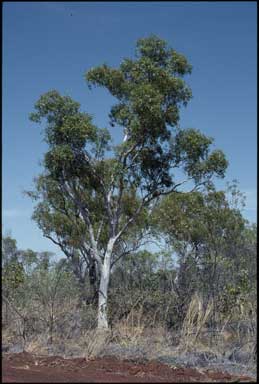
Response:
[3, 2, 257, 256]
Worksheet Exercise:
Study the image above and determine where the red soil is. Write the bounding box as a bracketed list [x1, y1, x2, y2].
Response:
[2, 352, 255, 383]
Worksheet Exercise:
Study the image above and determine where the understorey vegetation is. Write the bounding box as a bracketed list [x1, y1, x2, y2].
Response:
[2, 36, 256, 375]
[2, 183, 256, 373]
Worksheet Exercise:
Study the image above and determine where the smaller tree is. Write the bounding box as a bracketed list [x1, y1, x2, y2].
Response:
[24, 255, 80, 343]
[2, 235, 25, 299]
[153, 183, 253, 323]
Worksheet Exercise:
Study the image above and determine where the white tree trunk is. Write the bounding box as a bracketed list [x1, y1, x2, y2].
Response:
[97, 267, 109, 329]
[97, 239, 114, 329]
[123, 128, 128, 142]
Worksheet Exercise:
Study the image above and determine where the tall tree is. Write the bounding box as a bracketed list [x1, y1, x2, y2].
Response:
[28, 35, 227, 329]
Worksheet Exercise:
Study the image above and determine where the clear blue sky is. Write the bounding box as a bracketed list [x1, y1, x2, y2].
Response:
[3, 2, 257, 257]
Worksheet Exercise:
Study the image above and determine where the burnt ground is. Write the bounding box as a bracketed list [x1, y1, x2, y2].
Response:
[2, 352, 255, 383]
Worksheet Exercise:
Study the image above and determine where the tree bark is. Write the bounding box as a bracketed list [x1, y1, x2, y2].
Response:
[89, 259, 98, 304]
[97, 239, 114, 329]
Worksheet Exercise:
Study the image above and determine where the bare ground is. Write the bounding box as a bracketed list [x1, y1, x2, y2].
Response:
[2, 352, 255, 383]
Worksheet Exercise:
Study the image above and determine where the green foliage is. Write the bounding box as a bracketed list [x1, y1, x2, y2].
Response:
[28, 257, 79, 303]
[29, 90, 108, 182]
[2, 235, 25, 294]
[3, 261, 25, 291]
[171, 129, 228, 182]
[112, 250, 158, 289]
[85, 35, 227, 193]
[153, 185, 244, 246]
[2, 235, 18, 266]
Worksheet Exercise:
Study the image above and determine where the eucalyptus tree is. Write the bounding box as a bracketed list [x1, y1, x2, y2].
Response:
[153, 184, 253, 316]
[28, 35, 227, 329]
[28, 173, 150, 305]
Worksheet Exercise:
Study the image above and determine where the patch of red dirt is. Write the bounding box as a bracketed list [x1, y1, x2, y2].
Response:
[2, 352, 255, 383]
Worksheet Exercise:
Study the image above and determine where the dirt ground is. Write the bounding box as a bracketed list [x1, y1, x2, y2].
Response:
[2, 352, 256, 383]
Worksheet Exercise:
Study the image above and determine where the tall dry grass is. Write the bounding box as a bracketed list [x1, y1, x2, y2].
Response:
[179, 293, 213, 351]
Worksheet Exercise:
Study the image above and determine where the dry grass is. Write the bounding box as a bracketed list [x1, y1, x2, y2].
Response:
[25, 335, 49, 355]
[82, 327, 112, 359]
[112, 307, 146, 347]
[3, 292, 256, 376]
[179, 294, 213, 352]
